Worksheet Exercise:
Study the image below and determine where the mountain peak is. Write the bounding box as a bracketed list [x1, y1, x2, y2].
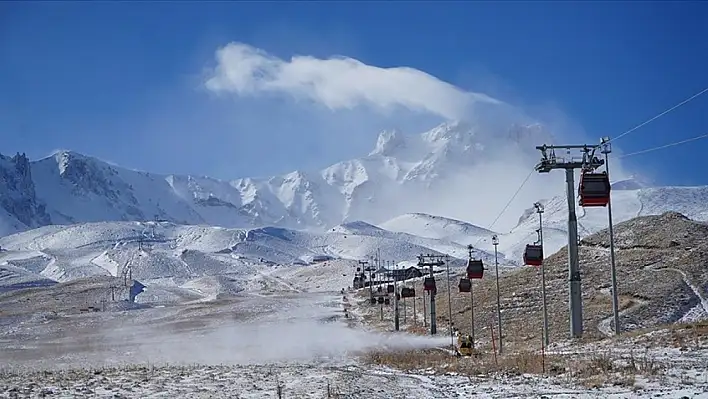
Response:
[421, 121, 475, 144]
[50, 150, 97, 178]
[369, 129, 405, 156]
[49, 149, 86, 160]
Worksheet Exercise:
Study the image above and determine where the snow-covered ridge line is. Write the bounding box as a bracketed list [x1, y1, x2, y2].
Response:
[3, 120, 708, 266]
[0, 120, 557, 237]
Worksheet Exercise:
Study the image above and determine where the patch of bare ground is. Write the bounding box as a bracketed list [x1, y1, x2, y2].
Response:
[0, 275, 135, 317]
[354, 212, 708, 352]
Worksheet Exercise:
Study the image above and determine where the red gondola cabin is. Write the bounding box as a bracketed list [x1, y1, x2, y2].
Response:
[523, 244, 543, 266]
[458, 278, 472, 293]
[423, 277, 436, 292]
[467, 259, 484, 279]
[578, 172, 611, 207]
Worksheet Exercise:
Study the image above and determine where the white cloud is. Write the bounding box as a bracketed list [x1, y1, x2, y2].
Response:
[204, 42, 502, 120]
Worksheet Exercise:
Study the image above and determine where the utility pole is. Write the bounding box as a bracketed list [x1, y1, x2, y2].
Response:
[430, 262, 436, 335]
[535, 144, 604, 338]
[366, 260, 374, 298]
[601, 137, 621, 335]
[467, 245, 476, 349]
[492, 235, 503, 354]
[394, 262, 400, 331]
[444, 255, 454, 349]
[423, 291, 428, 327]
[412, 292, 417, 326]
[535, 202, 550, 347]
[358, 260, 369, 295]
[418, 254, 446, 335]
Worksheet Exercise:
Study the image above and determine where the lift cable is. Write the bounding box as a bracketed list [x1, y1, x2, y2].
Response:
[618, 132, 708, 159]
[491, 132, 708, 259]
[606, 86, 708, 145]
[467, 86, 707, 255]
[472, 130, 707, 256]
[471, 168, 535, 250]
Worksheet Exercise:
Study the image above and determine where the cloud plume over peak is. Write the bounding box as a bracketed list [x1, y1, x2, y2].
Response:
[204, 42, 502, 120]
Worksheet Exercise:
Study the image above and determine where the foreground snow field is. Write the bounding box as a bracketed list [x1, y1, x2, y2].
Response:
[4, 362, 707, 398]
[1, 260, 707, 398]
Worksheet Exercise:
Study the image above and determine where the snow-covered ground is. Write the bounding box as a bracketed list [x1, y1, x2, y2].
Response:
[1, 214, 708, 397]
[2, 268, 707, 398]
[4, 362, 707, 398]
[0, 219, 493, 295]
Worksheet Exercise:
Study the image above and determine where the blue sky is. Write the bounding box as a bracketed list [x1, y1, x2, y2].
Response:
[1, 1, 707, 185]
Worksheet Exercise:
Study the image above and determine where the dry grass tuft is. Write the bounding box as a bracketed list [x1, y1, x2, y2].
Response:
[362, 345, 668, 390]
[361, 348, 567, 377]
[571, 349, 665, 388]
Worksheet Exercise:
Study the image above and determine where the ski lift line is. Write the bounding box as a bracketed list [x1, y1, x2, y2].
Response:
[472, 168, 535, 248]
[617, 132, 708, 159]
[607, 86, 708, 145]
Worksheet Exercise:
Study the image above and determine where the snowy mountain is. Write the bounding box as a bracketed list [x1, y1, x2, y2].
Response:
[0, 219, 489, 299]
[0, 121, 555, 237]
[3, 119, 708, 265]
[0, 153, 51, 236]
[378, 183, 708, 266]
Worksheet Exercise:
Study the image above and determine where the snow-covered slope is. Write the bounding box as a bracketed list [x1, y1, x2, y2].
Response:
[494, 185, 708, 263]
[0, 220, 486, 293]
[0, 153, 50, 236]
[379, 213, 496, 243]
[0, 207, 27, 238]
[0, 121, 556, 237]
[378, 183, 708, 266]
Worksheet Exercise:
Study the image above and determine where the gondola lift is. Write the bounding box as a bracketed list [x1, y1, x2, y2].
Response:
[458, 278, 472, 293]
[578, 170, 611, 207]
[423, 277, 436, 293]
[523, 228, 544, 266]
[467, 258, 484, 279]
[523, 244, 543, 266]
